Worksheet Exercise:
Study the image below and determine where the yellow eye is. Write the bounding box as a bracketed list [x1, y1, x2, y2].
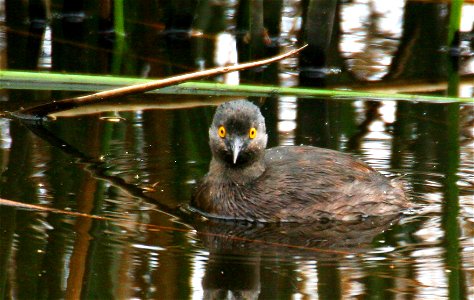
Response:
[249, 127, 257, 139]
[218, 126, 226, 138]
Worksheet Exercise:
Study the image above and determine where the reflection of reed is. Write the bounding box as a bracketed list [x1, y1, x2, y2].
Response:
[65, 120, 102, 300]
[299, 0, 338, 86]
[384, 1, 449, 81]
[0, 120, 34, 299]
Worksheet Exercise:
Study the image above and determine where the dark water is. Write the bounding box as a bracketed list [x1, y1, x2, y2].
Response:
[0, 1, 473, 299]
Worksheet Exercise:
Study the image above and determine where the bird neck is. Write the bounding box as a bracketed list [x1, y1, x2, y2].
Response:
[209, 157, 265, 185]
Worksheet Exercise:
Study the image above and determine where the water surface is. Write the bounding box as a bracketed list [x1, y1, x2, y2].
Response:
[0, 1, 473, 299]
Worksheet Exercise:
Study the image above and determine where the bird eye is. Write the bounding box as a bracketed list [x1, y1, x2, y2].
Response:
[218, 126, 226, 138]
[249, 127, 257, 139]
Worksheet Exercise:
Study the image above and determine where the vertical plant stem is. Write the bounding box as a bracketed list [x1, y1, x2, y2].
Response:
[448, 0, 463, 46]
[447, 0, 463, 96]
[111, 27, 126, 74]
[440, 104, 464, 300]
[114, 0, 125, 37]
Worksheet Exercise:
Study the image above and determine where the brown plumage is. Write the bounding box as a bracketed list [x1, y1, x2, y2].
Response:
[192, 100, 410, 222]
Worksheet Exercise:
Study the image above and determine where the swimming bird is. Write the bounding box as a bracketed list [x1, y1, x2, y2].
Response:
[192, 100, 410, 222]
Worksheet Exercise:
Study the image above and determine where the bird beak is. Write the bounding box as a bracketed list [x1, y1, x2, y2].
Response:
[231, 137, 244, 164]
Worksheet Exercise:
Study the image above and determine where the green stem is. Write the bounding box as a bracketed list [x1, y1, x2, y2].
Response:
[0, 70, 472, 103]
[447, 0, 463, 96]
[113, 0, 125, 37]
[440, 104, 465, 300]
[448, 0, 463, 46]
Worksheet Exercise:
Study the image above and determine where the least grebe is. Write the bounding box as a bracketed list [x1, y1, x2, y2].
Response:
[192, 100, 410, 222]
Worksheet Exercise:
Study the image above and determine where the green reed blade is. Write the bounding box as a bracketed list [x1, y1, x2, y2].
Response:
[0, 70, 472, 103]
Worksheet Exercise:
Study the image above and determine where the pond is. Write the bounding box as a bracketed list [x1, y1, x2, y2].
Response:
[0, 1, 473, 299]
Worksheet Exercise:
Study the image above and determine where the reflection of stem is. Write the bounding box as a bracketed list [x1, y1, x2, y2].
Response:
[440, 103, 466, 299]
[0, 122, 32, 298]
[447, 62, 460, 97]
[347, 101, 381, 151]
[65, 196, 95, 300]
[317, 262, 340, 299]
[249, 0, 265, 57]
[62, 119, 110, 299]
[0, 206, 15, 297]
